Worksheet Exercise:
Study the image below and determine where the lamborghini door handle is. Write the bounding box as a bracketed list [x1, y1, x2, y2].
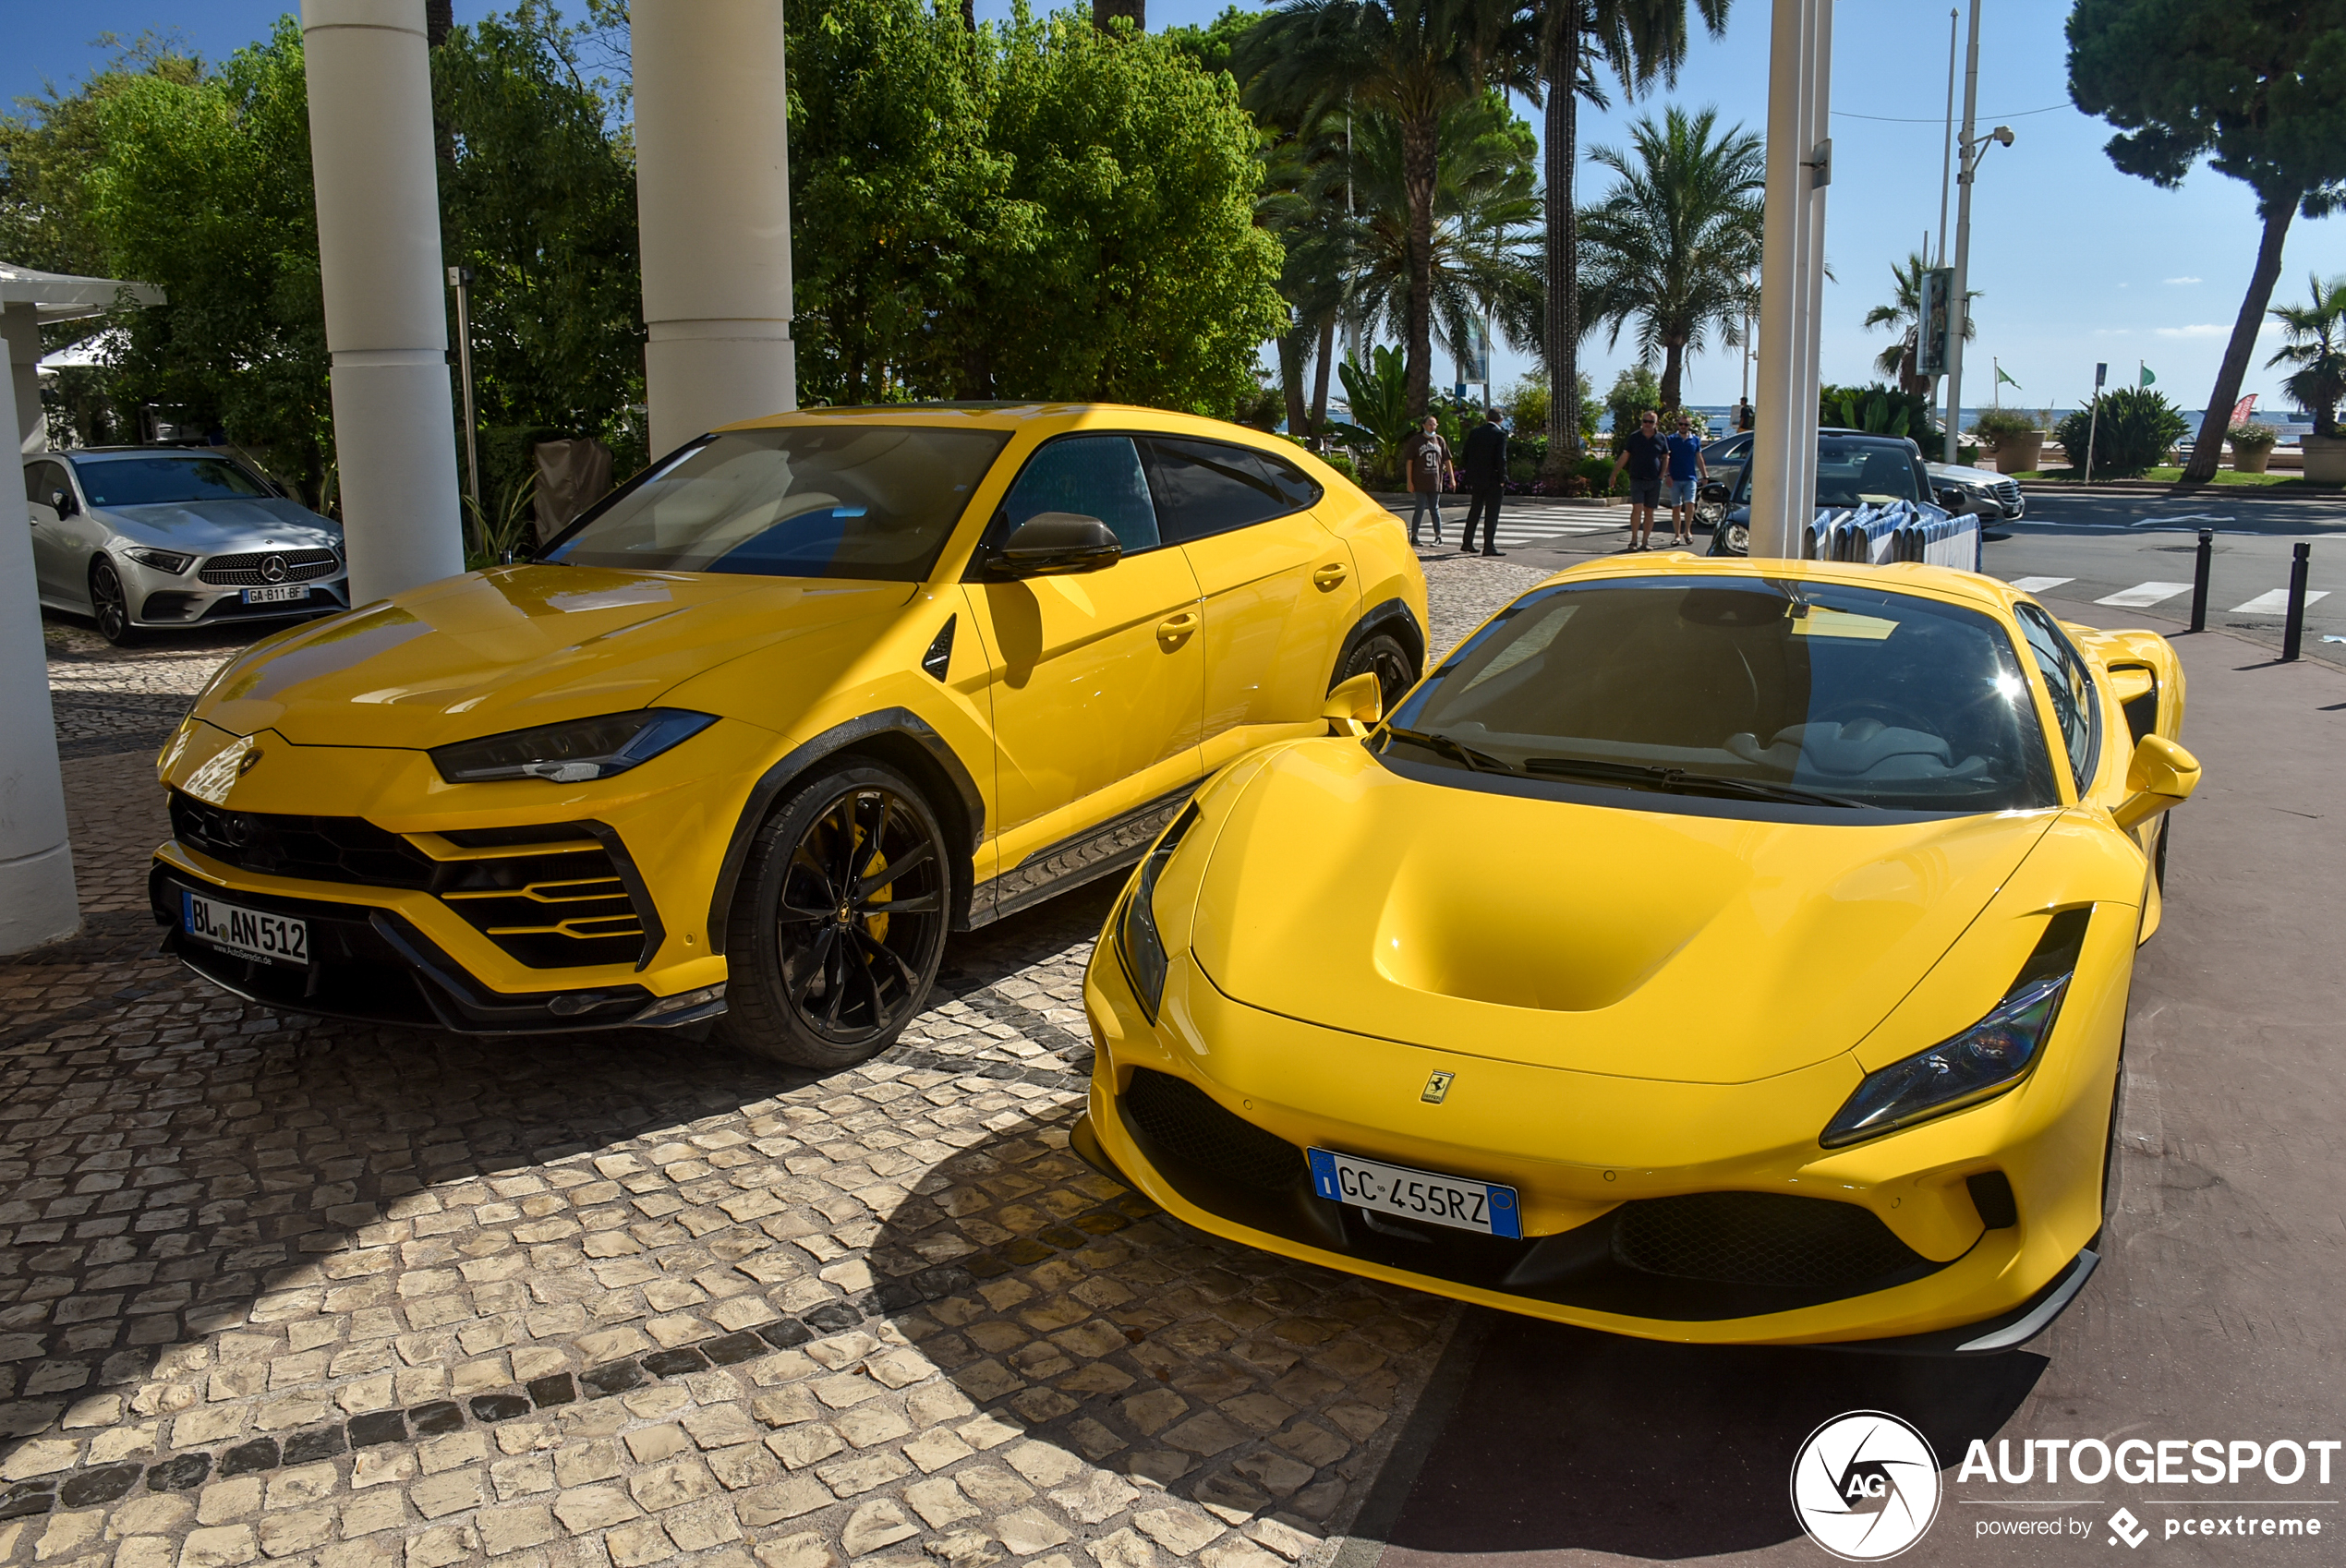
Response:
[1157, 611, 1199, 644]
[1312, 564, 1348, 589]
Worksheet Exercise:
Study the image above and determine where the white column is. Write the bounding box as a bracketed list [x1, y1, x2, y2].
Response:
[1747, 0, 1832, 559]
[4, 304, 44, 453]
[0, 335, 79, 951]
[631, 0, 796, 458]
[301, 0, 466, 602]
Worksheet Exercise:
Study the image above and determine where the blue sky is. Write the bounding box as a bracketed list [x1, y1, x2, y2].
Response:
[7, 0, 2337, 418]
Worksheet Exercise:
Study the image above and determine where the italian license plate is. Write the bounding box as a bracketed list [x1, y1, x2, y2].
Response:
[1308, 1148, 1522, 1239]
[183, 891, 308, 967]
[242, 584, 307, 605]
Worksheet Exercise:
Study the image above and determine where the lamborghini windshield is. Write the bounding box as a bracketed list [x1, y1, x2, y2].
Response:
[1381, 577, 2060, 814]
[546, 426, 1008, 581]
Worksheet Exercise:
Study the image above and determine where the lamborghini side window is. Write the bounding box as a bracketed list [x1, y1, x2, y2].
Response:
[2014, 603, 2099, 794]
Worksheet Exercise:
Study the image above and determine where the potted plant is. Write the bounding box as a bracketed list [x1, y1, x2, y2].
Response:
[2267, 273, 2346, 483]
[1970, 406, 2042, 473]
[2227, 423, 2279, 474]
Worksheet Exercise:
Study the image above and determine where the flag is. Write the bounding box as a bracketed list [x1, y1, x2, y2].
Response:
[1995, 365, 2022, 389]
[2139, 363, 2157, 388]
[2231, 394, 2258, 425]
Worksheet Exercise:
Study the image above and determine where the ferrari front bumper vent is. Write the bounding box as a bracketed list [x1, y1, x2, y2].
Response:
[1123, 1068, 1306, 1191]
[1611, 1191, 1931, 1293]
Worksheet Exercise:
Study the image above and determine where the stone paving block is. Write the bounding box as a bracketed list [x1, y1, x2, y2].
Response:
[750, 1529, 839, 1568]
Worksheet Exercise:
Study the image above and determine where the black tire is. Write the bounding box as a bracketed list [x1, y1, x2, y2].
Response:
[713, 761, 950, 1069]
[1333, 632, 1419, 717]
[91, 559, 139, 645]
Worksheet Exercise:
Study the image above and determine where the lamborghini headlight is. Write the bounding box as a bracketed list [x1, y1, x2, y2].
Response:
[429, 708, 717, 784]
[1820, 971, 2071, 1148]
[1115, 803, 1200, 1021]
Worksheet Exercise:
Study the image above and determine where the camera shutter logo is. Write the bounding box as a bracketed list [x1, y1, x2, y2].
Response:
[1790, 1411, 1941, 1561]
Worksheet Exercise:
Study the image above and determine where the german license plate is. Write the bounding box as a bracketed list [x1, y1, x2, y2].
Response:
[1308, 1148, 1521, 1238]
[183, 891, 308, 967]
[242, 584, 306, 605]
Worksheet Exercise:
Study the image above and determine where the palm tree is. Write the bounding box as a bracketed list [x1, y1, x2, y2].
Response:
[2266, 272, 2346, 437]
[1577, 105, 1762, 413]
[1312, 93, 1545, 376]
[1530, 0, 1728, 468]
[1240, 0, 1530, 418]
[1863, 250, 1976, 399]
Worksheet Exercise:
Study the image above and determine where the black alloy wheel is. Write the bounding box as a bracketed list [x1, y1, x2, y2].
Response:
[91, 559, 138, 645]
[717, 762, 949, 1068]
[1335, 632, 1419, 718]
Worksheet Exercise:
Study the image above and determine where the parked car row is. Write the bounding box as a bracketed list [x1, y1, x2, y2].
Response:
[134, 403, 2190, 1357]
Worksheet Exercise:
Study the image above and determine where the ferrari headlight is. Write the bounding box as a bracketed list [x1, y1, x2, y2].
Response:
[124, 548, 195, 575]
[1115, 803, 1200, 1021]
[1820, 971, 2071, 1148]
[429, 708, 717, 784]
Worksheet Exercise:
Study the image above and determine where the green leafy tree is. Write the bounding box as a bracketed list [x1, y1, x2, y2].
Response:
[1164, 5, 1264, 74]
[1577, 104, 1762, 412]
[2068, 0, 2346, 482]
[786, 0, 1029, 403]
[434, 5, 647, 487]
[2265, 271, 2346, 437]
[1819, 381, 1940, 450]
[85, 18, 333, 495]
[1602, 363, 1658, 438]
[1239, 0, 1530, 419]
[1526, 0, 1727, 467]
[982, 12, 1285, 412]
[1862, 250, 1975, 397]
[1330, 343, 1412, 480]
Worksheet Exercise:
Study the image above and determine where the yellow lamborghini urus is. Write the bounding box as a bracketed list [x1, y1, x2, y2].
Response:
[1079, 555, 2198, 1351]
[150, 405, 1428, 1067]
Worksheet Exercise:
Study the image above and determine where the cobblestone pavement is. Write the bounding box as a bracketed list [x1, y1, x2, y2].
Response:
[3, 559, 1543, 1568]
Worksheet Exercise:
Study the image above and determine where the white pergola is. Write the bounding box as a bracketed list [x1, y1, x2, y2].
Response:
[0, 0, 1830, 956]
[1, 263, 166, 454]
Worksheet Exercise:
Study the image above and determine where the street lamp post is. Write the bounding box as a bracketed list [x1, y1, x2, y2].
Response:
[1941, 0, 2013, 466]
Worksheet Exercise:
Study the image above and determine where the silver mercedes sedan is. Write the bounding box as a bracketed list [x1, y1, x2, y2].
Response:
[22, 447, 350, 644]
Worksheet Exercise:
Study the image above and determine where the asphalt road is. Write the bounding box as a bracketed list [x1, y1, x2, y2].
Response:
[1336, 606, 2346, 1566]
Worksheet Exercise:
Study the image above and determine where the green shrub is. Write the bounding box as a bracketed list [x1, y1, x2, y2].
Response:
[2054, 389, 2188, 476]
[1819, 383, 1941, 449]
[1969, 406, 2038, 440]
[1604, 366, 1662, 439]
[2228, 422, 2279, 452]
[1321, 450, 1360, 484]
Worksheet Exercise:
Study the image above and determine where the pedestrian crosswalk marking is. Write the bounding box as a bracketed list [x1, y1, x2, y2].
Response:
[2231, 588, 2329, 615]
[2095, 582, 2192, 608]
[2007, 576, 2074, 594]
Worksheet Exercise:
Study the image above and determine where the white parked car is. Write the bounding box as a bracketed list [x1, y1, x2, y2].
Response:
[23, 447, 349, 644]
[1925, 459, 2025, 520]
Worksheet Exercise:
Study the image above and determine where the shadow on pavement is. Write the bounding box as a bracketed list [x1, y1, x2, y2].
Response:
[1371, 1309, 2043, 1562]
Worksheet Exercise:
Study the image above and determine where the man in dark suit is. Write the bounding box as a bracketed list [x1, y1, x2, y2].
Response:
[1459, 408, 1508, 556]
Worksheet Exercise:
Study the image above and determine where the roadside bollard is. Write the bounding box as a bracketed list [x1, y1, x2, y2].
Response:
[2281, 541, 2311, 663]
[2189, 528, 2213, 633]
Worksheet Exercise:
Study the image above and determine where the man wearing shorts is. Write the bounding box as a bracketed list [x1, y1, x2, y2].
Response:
[1664, 414, 1706, 546]
[1609, 410, 1669, 550]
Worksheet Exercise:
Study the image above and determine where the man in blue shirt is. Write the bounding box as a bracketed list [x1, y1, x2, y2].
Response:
[1663, 414, 1707, 547]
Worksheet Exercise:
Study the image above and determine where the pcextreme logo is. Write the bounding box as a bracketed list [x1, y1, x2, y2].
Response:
[1791, 1411, 1943, 1561]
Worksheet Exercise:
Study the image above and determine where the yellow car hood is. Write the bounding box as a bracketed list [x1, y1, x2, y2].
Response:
[191, 566, 915, 749]
[1185, 741, 2059, 1084]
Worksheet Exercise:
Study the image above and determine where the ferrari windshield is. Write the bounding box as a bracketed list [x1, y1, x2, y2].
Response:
[1730, 439, 1925, 509]
[546, 426, 1007, 581]
[73, 454, 272, 507]
[1381, 577, 2060, 814]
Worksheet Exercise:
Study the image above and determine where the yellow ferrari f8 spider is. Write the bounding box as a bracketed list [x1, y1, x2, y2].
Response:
[148, 406, 1426, 1067]
[1079, 554, 2197, 1351]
